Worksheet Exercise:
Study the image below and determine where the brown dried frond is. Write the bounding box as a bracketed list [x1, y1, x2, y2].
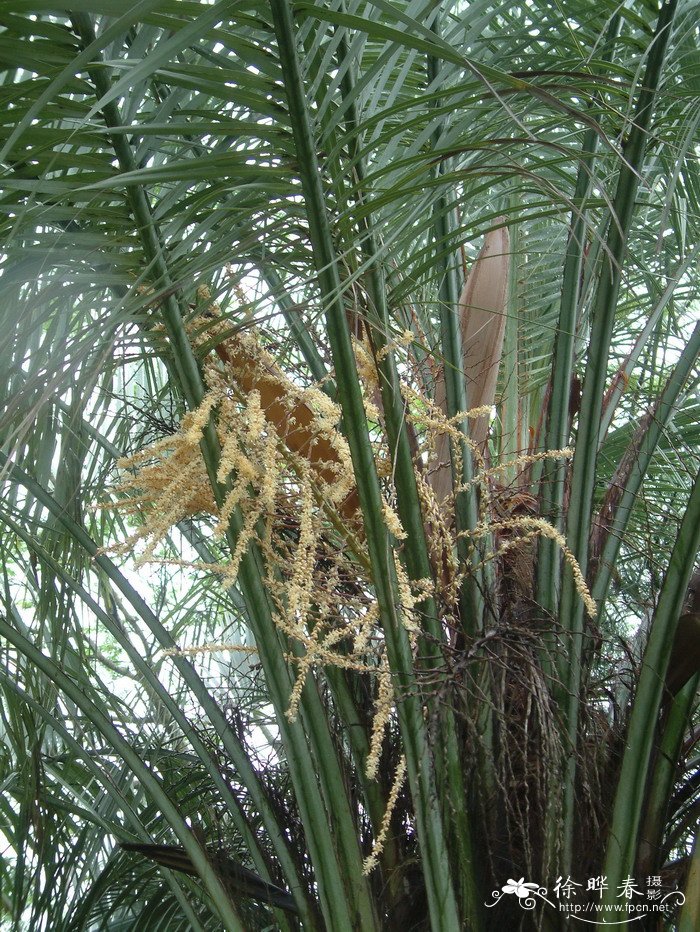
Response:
[429, 223, 510, 501]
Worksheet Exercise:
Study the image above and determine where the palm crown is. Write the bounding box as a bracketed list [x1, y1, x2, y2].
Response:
[1, 1, 699, 929]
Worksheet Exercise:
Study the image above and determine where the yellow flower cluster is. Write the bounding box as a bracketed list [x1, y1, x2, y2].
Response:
[105, 429, 216, 566]
[352, 335, 380, 392]
[362, 755, 407, 875]
[103, 297, 598, 882]
[366, 656, 395, 780]
[455, 447, 573, 495]
[470, 516, 597, 619]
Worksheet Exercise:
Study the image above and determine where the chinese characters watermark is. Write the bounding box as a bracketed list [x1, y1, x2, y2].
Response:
[485, 874, 685, 925]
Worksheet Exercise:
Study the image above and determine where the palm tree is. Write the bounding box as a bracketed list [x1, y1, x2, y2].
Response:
[1, 0, 698, 929]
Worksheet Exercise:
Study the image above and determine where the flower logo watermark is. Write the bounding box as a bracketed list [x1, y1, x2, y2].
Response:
[500, 878, 543, 906]
[486, 878, 548, 913]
